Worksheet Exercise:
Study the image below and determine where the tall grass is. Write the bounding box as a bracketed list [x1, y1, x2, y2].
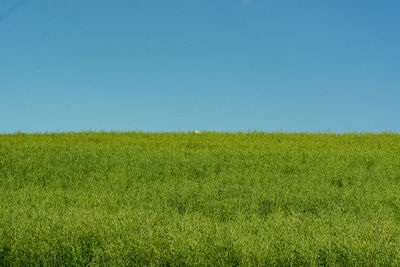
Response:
[1, 132, 400, 265]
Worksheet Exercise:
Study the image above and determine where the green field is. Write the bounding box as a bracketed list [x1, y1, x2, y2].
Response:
[1, 132, 400, 265]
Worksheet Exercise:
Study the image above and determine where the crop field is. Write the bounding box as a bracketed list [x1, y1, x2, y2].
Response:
[1, 132, 400, 265]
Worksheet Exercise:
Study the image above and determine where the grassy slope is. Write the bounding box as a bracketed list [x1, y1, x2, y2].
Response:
[1, 132, 400, 265]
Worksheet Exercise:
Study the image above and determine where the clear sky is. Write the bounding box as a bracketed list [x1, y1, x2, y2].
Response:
[1, 0, 399, 133]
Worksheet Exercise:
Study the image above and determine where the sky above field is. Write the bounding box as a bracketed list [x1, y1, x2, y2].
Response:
[1, 0, 399, 133]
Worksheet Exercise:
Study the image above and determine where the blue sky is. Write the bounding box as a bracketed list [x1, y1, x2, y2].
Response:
[1, 0, 399, 133]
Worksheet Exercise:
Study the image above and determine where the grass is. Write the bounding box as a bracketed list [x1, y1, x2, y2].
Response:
[1, 132, 400, 265]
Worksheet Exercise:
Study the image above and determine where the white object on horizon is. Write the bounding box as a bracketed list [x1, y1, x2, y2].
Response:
[194, 130, 201, 134]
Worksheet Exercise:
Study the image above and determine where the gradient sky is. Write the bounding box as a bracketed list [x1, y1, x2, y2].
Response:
[1, 0, 399, 133]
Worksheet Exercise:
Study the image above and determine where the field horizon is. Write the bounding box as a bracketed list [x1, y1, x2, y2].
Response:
[2, 130, 399, 135]
[1, 132, 400, 265]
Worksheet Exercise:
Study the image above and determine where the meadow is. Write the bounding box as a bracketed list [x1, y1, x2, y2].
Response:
[1, 132, 400, 265]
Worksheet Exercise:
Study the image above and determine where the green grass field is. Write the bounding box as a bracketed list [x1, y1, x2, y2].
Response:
[1, 132, 400, 265]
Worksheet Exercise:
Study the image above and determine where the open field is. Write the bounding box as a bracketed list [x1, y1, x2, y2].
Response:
[1, 132, 400, 265]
